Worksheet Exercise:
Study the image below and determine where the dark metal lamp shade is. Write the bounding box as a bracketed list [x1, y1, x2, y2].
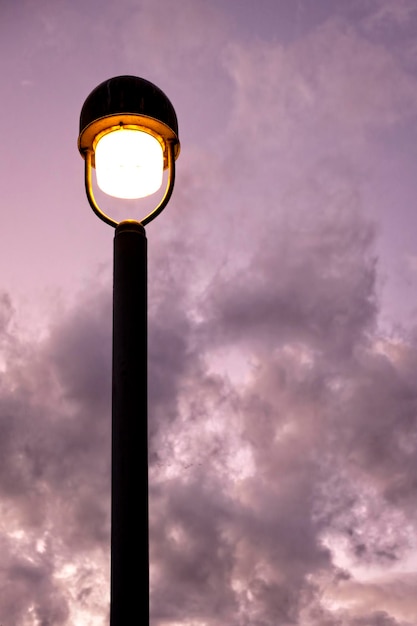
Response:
[78, 75, 180, 168]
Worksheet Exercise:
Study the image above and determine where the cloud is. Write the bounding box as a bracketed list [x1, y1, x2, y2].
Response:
[0, 286, 112, 623]
[142, 11, 417, 624]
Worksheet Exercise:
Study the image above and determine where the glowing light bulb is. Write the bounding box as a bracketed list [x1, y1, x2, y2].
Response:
[95, 129, 164, 199]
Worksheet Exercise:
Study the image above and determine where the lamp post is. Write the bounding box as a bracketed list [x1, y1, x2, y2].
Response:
[78, 76, 180, 625]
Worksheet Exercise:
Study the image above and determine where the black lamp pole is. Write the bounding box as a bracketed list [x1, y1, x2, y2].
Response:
[111, 220, 148, 624]
[78, 76, 180, 626]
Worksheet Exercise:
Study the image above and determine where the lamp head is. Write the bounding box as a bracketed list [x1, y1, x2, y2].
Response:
[78, 76, 180, 227]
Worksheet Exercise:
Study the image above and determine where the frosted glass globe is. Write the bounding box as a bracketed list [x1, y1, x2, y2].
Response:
[95, 129, 164, 199]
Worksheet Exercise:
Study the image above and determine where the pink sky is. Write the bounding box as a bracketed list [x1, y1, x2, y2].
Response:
[1, 0, 417, 624]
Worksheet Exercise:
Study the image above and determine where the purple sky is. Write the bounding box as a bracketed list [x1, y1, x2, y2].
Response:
[1, 0, 417, 624]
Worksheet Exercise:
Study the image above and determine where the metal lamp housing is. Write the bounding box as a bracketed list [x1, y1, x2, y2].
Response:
[78, 75, 180, 227]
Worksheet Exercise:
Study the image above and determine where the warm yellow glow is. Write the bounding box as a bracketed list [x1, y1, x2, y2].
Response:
[95, 129, 164, 199]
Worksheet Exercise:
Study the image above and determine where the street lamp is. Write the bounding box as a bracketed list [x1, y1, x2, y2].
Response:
[78, 75, 180, 625]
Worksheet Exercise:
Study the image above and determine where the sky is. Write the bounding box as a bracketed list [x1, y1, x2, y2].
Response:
[1, 0, 417, 624]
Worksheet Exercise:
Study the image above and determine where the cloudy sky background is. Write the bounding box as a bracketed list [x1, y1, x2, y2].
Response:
[1, 0, 417, 624]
